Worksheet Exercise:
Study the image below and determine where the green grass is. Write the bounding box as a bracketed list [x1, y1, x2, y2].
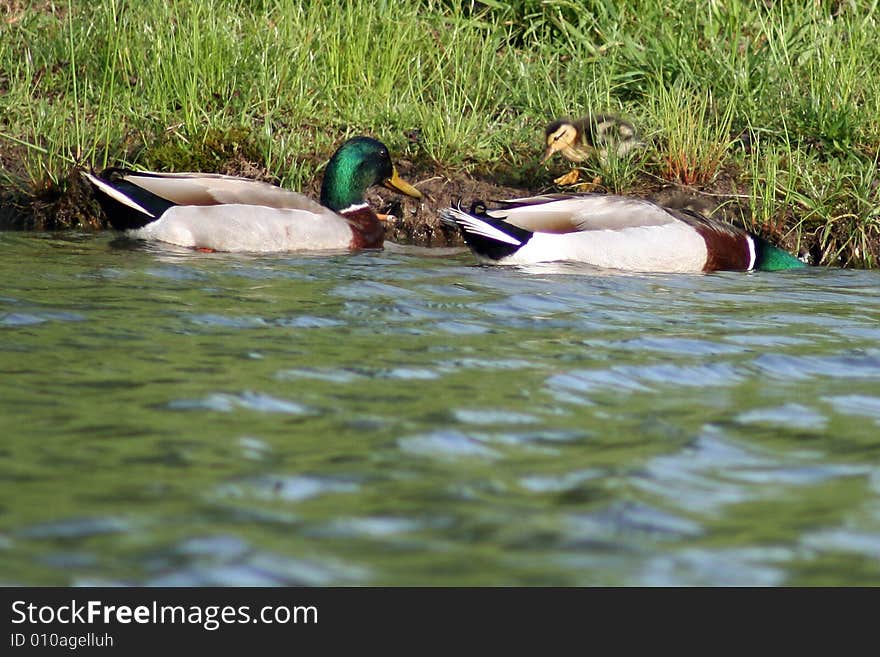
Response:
[650, 80, 735, 186]
[1, 0, 880, 265]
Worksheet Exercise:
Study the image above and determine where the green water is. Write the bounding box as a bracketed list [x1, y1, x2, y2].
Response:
[1, 231, 879, 585]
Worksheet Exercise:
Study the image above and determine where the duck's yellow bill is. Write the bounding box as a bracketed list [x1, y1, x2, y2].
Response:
[383, 167, 422, 199]
[540, 145, 558, 165]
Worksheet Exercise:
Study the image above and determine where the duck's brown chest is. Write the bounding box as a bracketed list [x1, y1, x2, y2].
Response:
[343, 206, 386, 249]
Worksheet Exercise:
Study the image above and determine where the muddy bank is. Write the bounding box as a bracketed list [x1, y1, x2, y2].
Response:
[0, 152, 866, 267]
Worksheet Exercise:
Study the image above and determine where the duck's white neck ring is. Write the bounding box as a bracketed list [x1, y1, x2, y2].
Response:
[339, 202, 370, 214]
[746, 235, 757, 271]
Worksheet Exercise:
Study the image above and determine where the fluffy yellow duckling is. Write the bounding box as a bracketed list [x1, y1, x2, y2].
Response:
[542, 114, 644, 166]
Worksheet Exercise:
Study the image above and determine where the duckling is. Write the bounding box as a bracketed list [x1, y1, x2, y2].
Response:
[83, 136, 422, 252]
[542, 114, 644, 166]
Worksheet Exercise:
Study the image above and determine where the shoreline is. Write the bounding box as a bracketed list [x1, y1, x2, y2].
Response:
[0, 154, 843, 267]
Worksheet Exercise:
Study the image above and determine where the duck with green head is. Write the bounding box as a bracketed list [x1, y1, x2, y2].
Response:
[440, 193, 808, 273]
[83, 136, 422, 252]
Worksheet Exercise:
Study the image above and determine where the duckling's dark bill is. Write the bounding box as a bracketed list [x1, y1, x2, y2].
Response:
[383, 168, 422, 198]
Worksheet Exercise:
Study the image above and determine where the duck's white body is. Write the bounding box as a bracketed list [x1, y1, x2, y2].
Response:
[128, 202, 357, 252]
[485, 221, 709, 272]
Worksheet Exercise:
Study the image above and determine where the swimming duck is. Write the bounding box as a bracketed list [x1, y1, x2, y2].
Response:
[542, 114, 644, 166]
[440, 193, 807, 273]
[82, 136, 422, 252]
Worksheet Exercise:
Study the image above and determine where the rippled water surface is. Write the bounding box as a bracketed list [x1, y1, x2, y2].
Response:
[2, 231, 880, 585]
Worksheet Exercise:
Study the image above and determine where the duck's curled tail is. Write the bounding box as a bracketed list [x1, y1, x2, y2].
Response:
[439, 204, 533, 261]
[82, 169, 174, 231]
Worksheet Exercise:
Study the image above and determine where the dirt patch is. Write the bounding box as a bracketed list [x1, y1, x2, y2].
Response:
[1, 164, 102, 231]
[370, 160, 537, 247]
[2, 0, 65, 26]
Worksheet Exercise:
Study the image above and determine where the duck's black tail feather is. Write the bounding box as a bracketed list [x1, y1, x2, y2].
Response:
[439, 205, 533, 260]
[81, 169, 174, 231]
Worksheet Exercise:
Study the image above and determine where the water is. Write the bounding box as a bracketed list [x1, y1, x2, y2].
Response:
[1, 231, 880, 586]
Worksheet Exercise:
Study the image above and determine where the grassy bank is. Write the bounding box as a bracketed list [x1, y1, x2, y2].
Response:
[1, 0, 879, 266]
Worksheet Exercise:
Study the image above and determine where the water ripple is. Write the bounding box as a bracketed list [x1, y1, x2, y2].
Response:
[452, 408, 540, 425]
[752, 353, 880, 381]
[18, 516, 133, 539]
[606, 336, 746, 356]
[547, 361, 740, 399]
[634, 428, 869, 514]
[638, 547, 790, 586]
[564, 502, 703, 544]
[214, 475, 360, 503]
[0, 311, 86, 326]
[736, 403, 828, 431]
[148, 550, 368, 586]
[306, 516, 423, 539]
[187, 314, 269, 328]
[823, 395, 880, 424]
[275, 316, 345, 329]
[802, 528, 880, 559]
[275, 367, 363, 383]
[519, 469, 604, 493]
[167, 391, 310, 414]
[398, 430, 501, 459]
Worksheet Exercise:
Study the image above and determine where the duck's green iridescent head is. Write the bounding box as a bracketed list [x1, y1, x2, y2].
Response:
[320, 136, 422, 212]
[754, 238, 809, 271]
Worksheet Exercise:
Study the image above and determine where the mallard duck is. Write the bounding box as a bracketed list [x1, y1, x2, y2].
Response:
[542, 114, 644, 166]
[440, 193, 807, 273]
[82, 136, 422, 252]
